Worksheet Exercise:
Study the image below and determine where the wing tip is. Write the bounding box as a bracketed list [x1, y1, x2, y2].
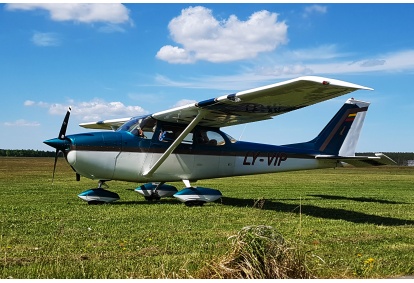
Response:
[298, 75, 374, 91]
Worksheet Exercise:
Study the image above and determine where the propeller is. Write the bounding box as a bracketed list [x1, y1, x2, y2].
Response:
[58, 106, 71, 140]
[45, 106, 71, 183]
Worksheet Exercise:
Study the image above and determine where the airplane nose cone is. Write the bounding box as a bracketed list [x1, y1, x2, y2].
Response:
[44, 138, 71, 151]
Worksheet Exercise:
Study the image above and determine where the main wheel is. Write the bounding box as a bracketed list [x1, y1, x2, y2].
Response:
[144, 194, 161, 201]
[88, 200, 105, 205]
[185, 200, 206, 207]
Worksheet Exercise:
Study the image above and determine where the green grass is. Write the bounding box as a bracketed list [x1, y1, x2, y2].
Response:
[0, 157, 413, 278]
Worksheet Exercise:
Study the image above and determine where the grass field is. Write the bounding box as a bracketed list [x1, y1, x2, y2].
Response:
[0, 157, 413, 278]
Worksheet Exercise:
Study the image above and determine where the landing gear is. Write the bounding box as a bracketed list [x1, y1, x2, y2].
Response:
[144, 193, 161, 202]
[87, 200, 106, 205]
[174, 180, 222, 206]
[135, 182, 177, 202]
[184, 200, 206, 207]
[78, 180, 120, 204]
[135, 181, 222, 206]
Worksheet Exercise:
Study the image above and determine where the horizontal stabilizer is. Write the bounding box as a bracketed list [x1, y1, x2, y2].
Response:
[316, 153, 396, 167]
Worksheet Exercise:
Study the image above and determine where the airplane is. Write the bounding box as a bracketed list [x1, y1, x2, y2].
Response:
[44, 76, 395, 206]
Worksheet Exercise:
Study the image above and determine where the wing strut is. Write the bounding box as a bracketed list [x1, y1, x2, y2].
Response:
[143, 110, 206, 177]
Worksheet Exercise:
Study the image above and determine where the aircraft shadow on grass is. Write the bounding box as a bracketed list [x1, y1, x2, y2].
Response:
[220, 197, 414, 227]
[307, 194, 408, 205]
[113, 189, 413, 226]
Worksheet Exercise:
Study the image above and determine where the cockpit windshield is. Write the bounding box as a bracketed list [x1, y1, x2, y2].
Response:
[117, 115, 157, 138]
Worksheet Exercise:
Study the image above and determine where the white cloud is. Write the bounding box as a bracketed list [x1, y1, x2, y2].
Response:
[152, 49, 414, 92]
[257, 49, 414, 77]
[4, 119, 40, 127]
[25, 99, 148, 121]
[172, 99, 197, 108]
[157, 45, 195, 64]
[24, 100, 35, 106]
[154, 74, 197, 88]
[156, 6, 288, 64]
[360, 59, 386, 68]
[307, 50, 414, 75]
[98, 24, 126, 33]
[284, 44, 349, 61]
[256, 64, 314, 77]
[303, 5, 328, 17]
[31, 32, 61, 47]
[5, 3, 131, 24]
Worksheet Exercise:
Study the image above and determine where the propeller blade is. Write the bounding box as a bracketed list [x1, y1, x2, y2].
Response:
[58, 106, 72, 140]
[49, 106, 71, 184]
[52, 149, 59, 184]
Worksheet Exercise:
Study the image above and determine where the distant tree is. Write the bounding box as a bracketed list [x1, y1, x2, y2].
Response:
[0, 149, 56, 157]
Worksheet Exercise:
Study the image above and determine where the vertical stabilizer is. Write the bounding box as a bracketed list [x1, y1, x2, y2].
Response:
[289, 99, 370, 156]
[315, 98, 370, 156]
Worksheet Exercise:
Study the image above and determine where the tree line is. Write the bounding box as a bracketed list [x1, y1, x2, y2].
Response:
[0, 149, 57, 157]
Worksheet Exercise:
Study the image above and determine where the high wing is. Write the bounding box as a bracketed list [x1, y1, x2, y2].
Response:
[152, 76, 372, 128]
[79, 117, 131, 130]
[79, 76, 372, 130]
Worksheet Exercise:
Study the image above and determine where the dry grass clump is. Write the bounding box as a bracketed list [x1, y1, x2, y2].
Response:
[199, 225, 312, 279]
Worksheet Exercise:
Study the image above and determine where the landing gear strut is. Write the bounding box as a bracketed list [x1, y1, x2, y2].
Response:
[144, 182, 163, 202]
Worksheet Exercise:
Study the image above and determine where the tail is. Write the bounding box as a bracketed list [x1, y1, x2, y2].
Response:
[290, 98, 370, 156]
[288, 98, 396, 166]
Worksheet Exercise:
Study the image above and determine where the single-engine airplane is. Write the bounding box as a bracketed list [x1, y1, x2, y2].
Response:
[44, 76, 395, 206]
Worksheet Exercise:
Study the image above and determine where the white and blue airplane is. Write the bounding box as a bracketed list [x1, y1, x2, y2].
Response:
[44, 76, 394, 206]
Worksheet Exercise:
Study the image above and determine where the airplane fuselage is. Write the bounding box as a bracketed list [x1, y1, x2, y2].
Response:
[63, 125, 337, 183]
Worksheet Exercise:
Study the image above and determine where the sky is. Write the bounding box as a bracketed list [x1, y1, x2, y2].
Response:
[1, 2, 414, 152]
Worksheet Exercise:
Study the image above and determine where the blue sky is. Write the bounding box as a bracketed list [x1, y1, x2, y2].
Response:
[1, 3, 414, 152]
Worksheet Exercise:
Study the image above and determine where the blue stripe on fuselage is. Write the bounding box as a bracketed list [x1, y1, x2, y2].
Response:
[66, 130, 318, 161]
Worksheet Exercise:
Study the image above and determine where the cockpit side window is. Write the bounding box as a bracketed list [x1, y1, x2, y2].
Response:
[118, 115, 156, 139]
[194, 130, 225, 146]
